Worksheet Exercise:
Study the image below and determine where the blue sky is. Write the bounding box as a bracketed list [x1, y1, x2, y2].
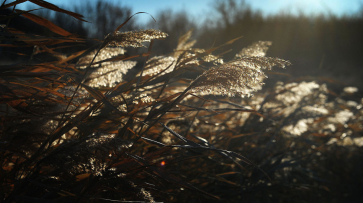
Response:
[14, 0, 363, 24]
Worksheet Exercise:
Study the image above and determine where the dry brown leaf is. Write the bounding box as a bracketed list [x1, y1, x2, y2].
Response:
[16, 10, 73, 36]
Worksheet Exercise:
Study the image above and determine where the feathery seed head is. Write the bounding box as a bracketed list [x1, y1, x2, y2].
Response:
[174, 29, 196, 58]
[190, 56, 291, 97]
[77, 47, 126, 69]
[86, 60, 137, 87]
[105, 29, 168, 48]
[143, 56, 175, 76]
[203, 54, 224, 65]
[77, 47, 136, 87]
[236, 41, 272, 57]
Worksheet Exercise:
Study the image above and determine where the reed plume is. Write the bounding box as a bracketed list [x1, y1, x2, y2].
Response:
[190, 56, 291, 97]
[236, 41, 272, 57]
[104, 29, 168, 48]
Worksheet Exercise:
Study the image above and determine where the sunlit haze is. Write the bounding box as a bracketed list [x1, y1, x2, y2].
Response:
[14, 0, 363, 24]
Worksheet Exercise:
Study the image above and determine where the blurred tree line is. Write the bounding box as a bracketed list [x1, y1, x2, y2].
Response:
[195, 0, 363, 88]
[2, 0, 363, 87]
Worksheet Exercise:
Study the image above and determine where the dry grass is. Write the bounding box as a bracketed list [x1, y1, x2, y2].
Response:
[1, 1, 362, 202]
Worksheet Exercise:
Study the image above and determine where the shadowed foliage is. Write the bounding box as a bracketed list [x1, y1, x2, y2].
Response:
[1, 1, 363, 203]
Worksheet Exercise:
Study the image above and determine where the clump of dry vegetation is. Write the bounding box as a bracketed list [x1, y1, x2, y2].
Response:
[1, 1, 362, 202]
